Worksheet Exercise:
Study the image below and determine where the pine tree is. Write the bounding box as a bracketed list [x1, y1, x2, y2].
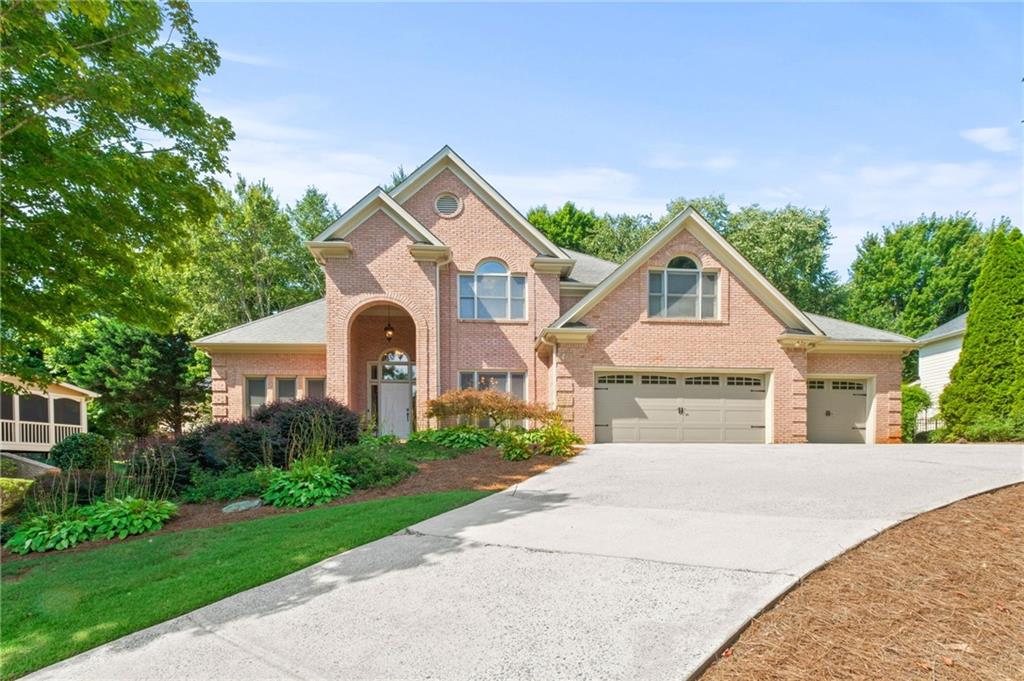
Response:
[939, 228, 1024, 434]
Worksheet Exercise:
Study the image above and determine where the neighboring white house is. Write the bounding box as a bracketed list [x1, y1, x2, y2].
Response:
[1, 376, 99, 454]
[916, 312, 968, 414]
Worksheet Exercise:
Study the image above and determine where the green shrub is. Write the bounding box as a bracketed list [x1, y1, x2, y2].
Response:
[426, 389, 552, 429]
[1, 457, 18, 476]
[0, 478, 33, 516]
[262, 460, 352, 508]
[47, 433, 113, 470]
[492, 429, 544, 461]
[956, 414, 1024, 442]
[536, 421, 583, 457]
[82, 497, 177, 540]
[180, 467, 274, 503]
[200, 420, 280, 470]
[251, 398, 360, 462]
[331, 444, 418, 488]
[940, 227, 1024, 436]
[410, 426, 494, 451]
[5, 512, 91, 554]
[901, 384, 932, 442]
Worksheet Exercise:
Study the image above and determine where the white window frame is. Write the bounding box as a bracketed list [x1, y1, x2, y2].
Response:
[648, 256, 718, 320]
[458, 370, 527, 399]
[275, 377, 298, 403]
[304, 377, 326, 399]
[458, 259, 527, 321]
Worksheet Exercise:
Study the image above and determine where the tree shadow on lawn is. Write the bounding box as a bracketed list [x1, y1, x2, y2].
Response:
[99, 487, 575, 656]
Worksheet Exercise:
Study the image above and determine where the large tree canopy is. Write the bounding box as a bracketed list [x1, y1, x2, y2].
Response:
[47, 318, 210, 438]
[528, 202, 604, 252]
[843, 214, 992, 340]
[169, 179, 319, 337]
[287, 186, 340, 297]
[939, 227, 1024, 435]
[581, 213, 658, 263]
[1, 0, 233, 381]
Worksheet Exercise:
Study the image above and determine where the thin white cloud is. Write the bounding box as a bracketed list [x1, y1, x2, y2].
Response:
[491, 167, 665, 216]
[648, 151, 738, 173]
[219, 49, 278, 68]
[960, 127, 1017, 153]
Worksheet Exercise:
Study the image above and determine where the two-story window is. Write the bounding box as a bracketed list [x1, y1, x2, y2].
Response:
[648, 256, 718, 319]
[458, 260, 526, 320]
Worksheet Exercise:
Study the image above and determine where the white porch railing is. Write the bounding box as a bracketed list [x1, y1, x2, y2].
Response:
[1, 419, 83, 449]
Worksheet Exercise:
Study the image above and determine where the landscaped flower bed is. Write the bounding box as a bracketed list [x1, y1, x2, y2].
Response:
[2, 392, 582, 558]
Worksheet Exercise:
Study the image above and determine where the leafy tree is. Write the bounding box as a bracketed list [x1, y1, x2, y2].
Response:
[1, 0, 232, 382]
[384, 165, 407, 191]
[939, 227, 1024, 436]
[581, 213, 658, 263]
[170, 179, 317, 337]
[662, 194, 731, 233]
[287, 187, 340, 297]
[47, 319, 210, 438]
[844, 214, 991, 339]
[528, 202, 605, 251]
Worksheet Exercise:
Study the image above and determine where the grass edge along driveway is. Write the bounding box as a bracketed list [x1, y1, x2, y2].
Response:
[1, 490, 491, 680]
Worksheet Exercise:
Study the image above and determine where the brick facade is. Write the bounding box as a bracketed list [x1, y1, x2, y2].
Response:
[206, 159, 904, 443]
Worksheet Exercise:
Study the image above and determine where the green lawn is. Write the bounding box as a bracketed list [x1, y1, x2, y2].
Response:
[1, 490, 489, 680]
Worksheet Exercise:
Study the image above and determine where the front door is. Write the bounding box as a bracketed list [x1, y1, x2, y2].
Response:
[379, 382, 411, 439]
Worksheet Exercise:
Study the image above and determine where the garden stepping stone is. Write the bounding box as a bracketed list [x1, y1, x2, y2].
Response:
[222, 499, 262, 513]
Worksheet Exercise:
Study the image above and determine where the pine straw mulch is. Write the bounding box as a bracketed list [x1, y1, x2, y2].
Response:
[699, 483, 1024, 681]
[1, 447, 566, 563]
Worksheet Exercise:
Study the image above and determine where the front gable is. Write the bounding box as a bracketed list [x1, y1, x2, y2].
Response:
[550, 208, 823, 336]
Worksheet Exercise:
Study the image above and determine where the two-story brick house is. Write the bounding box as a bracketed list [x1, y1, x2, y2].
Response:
[195, 147, 915, 444]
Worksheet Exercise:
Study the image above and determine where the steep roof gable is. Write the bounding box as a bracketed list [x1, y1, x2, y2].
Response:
[311, 187, 443, 246]
[551, 207, 824, 335]
[388, 146, 570, 260]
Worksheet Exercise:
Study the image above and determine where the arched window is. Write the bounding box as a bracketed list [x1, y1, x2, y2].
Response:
[458, 260, 527, 320]
[648, 255, 718, 319]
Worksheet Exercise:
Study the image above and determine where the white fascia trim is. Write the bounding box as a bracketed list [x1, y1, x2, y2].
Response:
[551, 208, 823, 335]
[312, 187, 444, 247]
[389, 146, 569, 259]
[918, 329, 966, 346]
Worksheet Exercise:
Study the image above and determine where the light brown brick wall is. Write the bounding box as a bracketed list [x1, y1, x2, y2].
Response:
[556, 230, 811, 443]
[210, 352, 327, 421]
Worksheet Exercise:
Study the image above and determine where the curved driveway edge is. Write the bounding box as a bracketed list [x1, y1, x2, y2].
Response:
[27, 444, 1023, 681]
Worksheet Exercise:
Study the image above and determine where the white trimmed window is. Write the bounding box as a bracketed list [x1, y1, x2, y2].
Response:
[458, 371, 526, 399]
[648, 256, 718, 319]
[458, 260, 526, 320]
[305, 377, 326, 399]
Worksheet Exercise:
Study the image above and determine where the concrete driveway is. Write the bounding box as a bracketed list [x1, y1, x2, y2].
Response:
[31, 444, 1022, 681]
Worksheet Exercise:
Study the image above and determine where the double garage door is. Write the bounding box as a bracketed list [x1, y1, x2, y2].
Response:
[594, 372, 767, 443]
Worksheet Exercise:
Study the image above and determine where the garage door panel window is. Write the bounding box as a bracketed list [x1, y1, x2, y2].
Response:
[808, 380, 825, 390]
[597, 374, 634, 385]
[684, 376, 720, 386]
[640, 375, 676, 385]
[726, 376, 762, 387]
[648, 257, 718, 320]
[832, 380, 865, 391]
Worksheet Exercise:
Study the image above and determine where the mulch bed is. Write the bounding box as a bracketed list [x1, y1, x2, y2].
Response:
[2, 448, 567, 563]
[699, 483, 1024, 681]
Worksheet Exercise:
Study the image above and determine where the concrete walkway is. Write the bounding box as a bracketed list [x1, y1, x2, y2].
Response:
[30, 444, 1023, 681]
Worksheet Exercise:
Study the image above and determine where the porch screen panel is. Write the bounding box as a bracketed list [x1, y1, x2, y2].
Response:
[19, 394, 47, 422]
[54, 398, 81, 424]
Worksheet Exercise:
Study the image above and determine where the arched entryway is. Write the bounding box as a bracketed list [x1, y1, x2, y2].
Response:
[348, 303, 418, 437]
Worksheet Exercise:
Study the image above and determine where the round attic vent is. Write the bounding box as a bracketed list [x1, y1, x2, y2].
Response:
[435, 194, 460, 216]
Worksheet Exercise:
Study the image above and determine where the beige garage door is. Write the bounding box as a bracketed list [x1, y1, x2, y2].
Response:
[594, 372, 767, 443]
[807, 379, 869, 443]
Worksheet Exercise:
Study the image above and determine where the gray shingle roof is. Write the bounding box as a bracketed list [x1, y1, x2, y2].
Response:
[805, 313, 914, 343]
[562, 248, 618, 286]
[194, 299, 326, 346]
[917, 312, 968, 343]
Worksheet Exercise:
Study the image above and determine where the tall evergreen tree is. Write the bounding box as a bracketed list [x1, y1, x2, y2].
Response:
[939, 227, 1024, 435]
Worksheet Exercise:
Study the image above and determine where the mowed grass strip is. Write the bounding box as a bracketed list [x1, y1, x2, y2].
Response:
[1, 490, 490, 680]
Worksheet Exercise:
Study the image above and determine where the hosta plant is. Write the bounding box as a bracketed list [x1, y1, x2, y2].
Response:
[83, 497, 178, 540]
[5, 513, 91, 555]
[262, 460, 353, 508]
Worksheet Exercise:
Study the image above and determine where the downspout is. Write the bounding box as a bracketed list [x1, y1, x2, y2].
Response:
[434, 251, 452, 428]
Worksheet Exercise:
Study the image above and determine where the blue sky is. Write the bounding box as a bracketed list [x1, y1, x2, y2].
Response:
[192, 2, 1022, 276]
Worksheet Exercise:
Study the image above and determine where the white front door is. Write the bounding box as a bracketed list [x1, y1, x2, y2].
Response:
[379, 382, 411, 439]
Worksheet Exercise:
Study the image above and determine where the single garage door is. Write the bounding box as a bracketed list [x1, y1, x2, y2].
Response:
[594, 372, 767, 443]
[807, 379, 869, 443]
